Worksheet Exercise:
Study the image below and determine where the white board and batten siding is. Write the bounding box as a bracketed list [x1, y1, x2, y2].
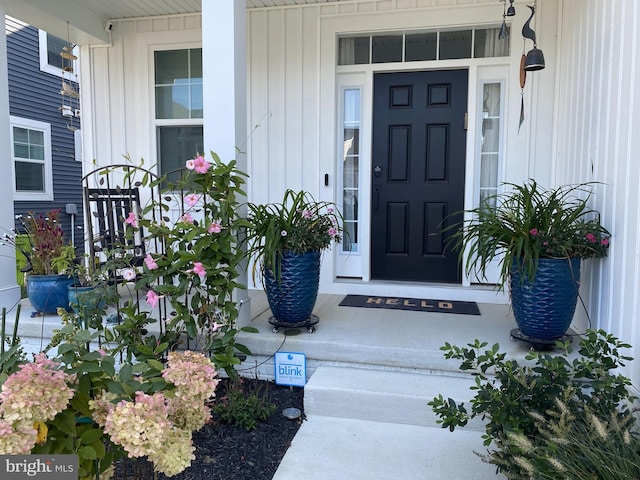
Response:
[554, 0, 640, 392]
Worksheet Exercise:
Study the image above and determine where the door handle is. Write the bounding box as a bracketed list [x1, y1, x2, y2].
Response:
[374, 186, 381, 211]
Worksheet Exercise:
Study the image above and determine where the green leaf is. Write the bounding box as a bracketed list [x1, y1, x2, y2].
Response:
[119, 363, 133, 382]
[78, 445, 98, 460]
[154, 342, 169, 354]
[51, 409, 77, 437]
[147, 359, 165, 372]
[78, 362, 103, 373]
[80, 428, 103, 445]
[105, 380, 126, 394]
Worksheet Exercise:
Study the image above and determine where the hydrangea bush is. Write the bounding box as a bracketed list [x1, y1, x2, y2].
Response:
[0, 331, 219, 478]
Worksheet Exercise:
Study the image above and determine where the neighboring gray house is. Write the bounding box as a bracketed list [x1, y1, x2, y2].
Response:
[5, 16, 83, 252]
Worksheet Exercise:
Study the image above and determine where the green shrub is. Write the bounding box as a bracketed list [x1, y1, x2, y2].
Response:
[213, 378, 277, 431]
[428, 329, 636, 478]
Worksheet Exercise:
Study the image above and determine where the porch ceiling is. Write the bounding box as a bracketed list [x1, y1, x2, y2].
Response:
[246, 0, 341, 7]
[5, 0, 340, 45]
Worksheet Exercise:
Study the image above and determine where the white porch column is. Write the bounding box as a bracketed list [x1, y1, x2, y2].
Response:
[0, 4, 21, 311]
[201, 1, 250, 325]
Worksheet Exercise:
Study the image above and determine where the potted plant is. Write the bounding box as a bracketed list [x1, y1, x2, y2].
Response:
[66, 255, 112, 319]
[244, 189, 343, 328]
[13, 210, 76, 314]
[451, 180, 610, 341]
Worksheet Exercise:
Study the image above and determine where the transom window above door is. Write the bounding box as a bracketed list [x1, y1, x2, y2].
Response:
[338, 27, 509, 66]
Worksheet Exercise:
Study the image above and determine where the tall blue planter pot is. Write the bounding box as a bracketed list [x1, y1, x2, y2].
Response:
[510, 257, 581, 340]
[27, 274, 74, 313]
[263, 251, 321, 324]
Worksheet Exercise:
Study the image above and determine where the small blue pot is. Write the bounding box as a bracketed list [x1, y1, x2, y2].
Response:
[27, 274, 74, 313]
[67, 285, 106, 314]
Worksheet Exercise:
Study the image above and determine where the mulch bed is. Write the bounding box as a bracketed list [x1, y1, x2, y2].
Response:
[114, 378, 305, 480]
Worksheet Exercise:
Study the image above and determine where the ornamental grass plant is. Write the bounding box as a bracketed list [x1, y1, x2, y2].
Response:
[507, 401, 640, 479]
[451, 180, 610, 287]
[244, 189, 344, 282]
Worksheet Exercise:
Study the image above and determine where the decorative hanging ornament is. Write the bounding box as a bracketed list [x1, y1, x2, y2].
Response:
[519, 54, 526, 132]
[499, 1, 509, 40]
[522, 1, 545, 71]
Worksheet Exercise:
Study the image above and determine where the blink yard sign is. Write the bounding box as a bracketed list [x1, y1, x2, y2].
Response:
[274, 352, 306, 387]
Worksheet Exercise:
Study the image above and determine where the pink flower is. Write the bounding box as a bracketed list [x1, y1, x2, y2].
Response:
[601, 238, 610, 246]
[185, 159, 195, 170]
[328, 227, 338, 237]
[281, 230, 287, 237]
[302, 209, 313, 219]
[585, 232, 597, 243]
[180, 212, 194, 224]
[529, 228, 539, 236]
[327, 207, 334, 214]
[146, 290, 160, 309]
[208, 222, 221, 234]
[125, 212, 138, 228]
[122, 269, 136, 282]
[144, 254, 158, 270]
[192, 155, 211, 174]
[211, 322, 222, 333]
[185, 194, 200, 207]
[192, 262, 206, 278]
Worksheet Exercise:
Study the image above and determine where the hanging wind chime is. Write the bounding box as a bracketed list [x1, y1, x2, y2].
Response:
[499, 0, 516, 40]
[60, 21, 79, 131]
[519, 0, 545, 131]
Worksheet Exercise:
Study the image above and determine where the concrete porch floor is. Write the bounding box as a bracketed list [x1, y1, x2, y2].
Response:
[238, 290, 530, 378]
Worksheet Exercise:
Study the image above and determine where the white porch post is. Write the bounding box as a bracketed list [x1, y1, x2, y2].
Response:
[201, 1, 250, 326]
[0, 3, 21, 310]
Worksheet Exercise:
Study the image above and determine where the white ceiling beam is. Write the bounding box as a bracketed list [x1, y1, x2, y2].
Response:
[5, 0, 110, 45]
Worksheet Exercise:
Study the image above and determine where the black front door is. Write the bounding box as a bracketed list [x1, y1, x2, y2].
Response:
[371, 70, 468, 283]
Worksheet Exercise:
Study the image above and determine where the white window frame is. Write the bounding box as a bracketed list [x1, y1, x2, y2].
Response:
[38, 29, 78, 81]
[10, 116, 54, 201]
[152, 46, 203, 177]
[335, 72, 372, 279]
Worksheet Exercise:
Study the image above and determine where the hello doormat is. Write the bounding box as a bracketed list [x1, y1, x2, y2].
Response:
[339, 294, 481, 315]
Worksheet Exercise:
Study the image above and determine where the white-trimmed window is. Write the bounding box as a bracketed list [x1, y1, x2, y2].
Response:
[38, 30, 78, 80]
[10, 116, 53, 201]
[154, 48, 203, 180]
[478, 81, 505, 209]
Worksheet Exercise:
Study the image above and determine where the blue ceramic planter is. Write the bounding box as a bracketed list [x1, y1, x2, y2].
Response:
[263, 251, 321, 323]
[510, 258, 581, 340]
[67, 285, 106, 314]
[27, 274, 74, 313]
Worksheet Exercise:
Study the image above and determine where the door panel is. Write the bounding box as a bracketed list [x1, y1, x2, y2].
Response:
[371, 70, 468, 283]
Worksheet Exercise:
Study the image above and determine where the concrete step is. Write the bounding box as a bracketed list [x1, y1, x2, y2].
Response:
[272, 415, 501, 480]
[303, 365, 485, 430]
